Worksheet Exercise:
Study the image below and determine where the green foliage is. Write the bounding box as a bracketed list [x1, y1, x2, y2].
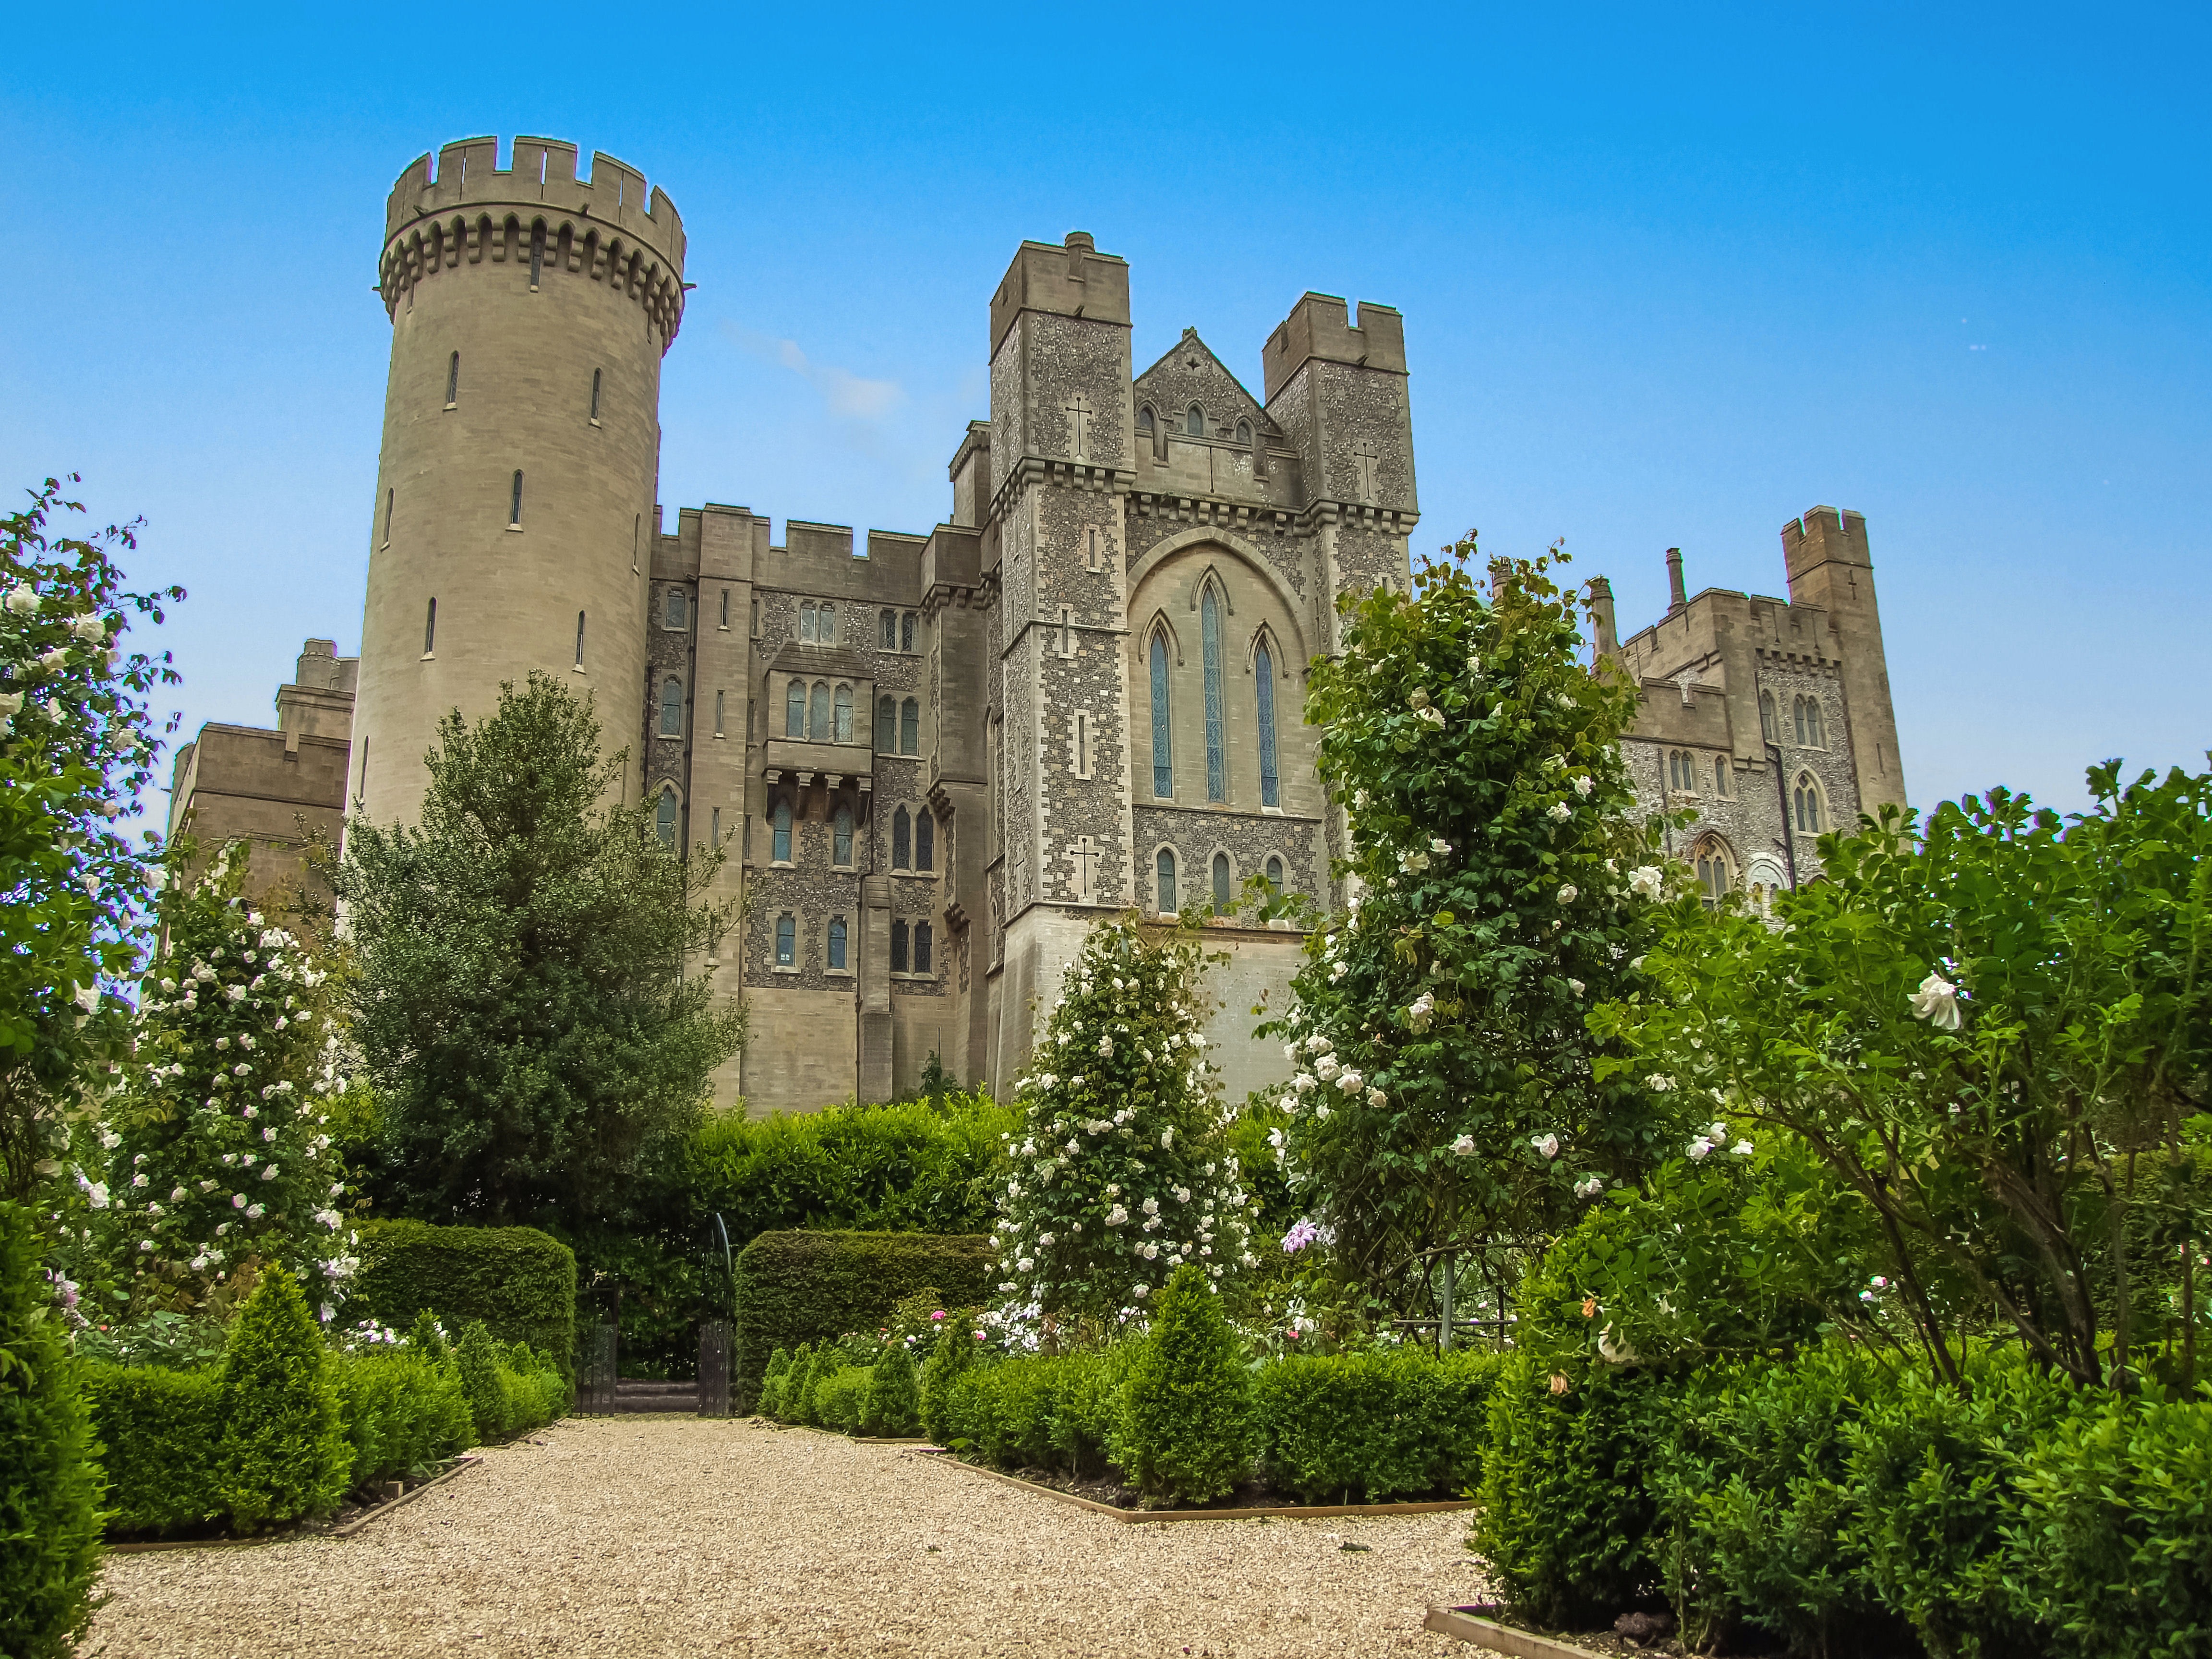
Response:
[338, 671, 745, 1229]
[1118, 1262, 1253, 1505]
[404, 1307, 449, 1361]
[82, 1361, 219, 1534]
[1473, 1353, 1681, 1629]
[328, 1351, 475, 1490]
[863, 1344, 921, 1436]
[0, 1200, 104, 1656]
[453, 1320, 504, 1440]
[732, 1230, 990, 1408]
[814, 1364, 872, 1433]
[993, 914, 1257, 1329]
[449, 1319, 565, 1443]
[919, 1318, 979, 1443]
[1270, 542, 1666, 1320]
[1594, 762, 2212, 1390]
[769, 1344, 816, 1423]
[346, 1219, 575, 1382]
[102, 847, 357, 1311]
[2008, 1390, 2212, 1659]
[212, 1264, 348, 1533]
[0, 476, 180, 1203]
[937, 1347, 1131, 1475]
[1251, 1348, 1499, 1503]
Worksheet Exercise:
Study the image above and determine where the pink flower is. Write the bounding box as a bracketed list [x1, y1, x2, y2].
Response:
[931, 1310, 946, 1322]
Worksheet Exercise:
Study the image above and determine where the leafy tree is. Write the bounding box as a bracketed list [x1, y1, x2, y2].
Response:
[1268, 541, 1668, 1326]
[0, 1200, 104, 1658]
[0, 476, 181, 1202]
[1592, 762, 2212, 1391]
[99, 844, 359, 1318]
[989, 914, 1257, 1334]
[339, 672, 745, 1229]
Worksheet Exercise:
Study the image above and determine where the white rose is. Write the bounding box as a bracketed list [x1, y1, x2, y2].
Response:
[1451, 1134, 1477, 1157]
[1908, 971, 1963, 1032]
[1628, 866, 1664, 901]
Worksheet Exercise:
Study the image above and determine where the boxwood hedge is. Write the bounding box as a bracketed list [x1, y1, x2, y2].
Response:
[345, 1221, 576, 1381]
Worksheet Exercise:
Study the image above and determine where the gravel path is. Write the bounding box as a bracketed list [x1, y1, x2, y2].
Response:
[88, 1416, 1491, 1657]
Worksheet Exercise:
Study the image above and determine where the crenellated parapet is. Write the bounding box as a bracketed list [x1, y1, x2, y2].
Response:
[377, 135, 687, 351]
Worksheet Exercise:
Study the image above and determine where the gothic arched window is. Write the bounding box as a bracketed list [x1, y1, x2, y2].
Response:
[1211, 851, 1231, 914]
[1794, 695, 1826, 748]
[800, 601, 817, 642]
[1186, 405, 1205, 437]
[659, 676, 683, 737]
[1759, 691, 1778, 744]
[880, 608, 897, 649]
[775, 913, 795, 967]
[1201, 586, 1226, 802]
[654, 789, 678, 848]
[1714, 756, 1731, 797]
[893, 806, 912, 870]
[809, 682, 830, 741]
[509, 469, 524, 526]
[916, 809, 934, 872]
[1255, 638, 1280, 808]
[1794, 772, 1824, 834]
[901, 612, 916, 653]
[1156, 847, 1178, 914]
[833, 804, 854, 867]
[771, 796, 792, 863]
[785, 679, 805, 737]
[833, 684, 853, 743]
[818, 604, 837, 643]
[1236, 418, 1252, 447]
[876, 695, 896, 751]
[900, 697, 920, 755]
[914, 922, 933, 973]
[891, 920, 909, 973]
[1137, 405, 1155, 437]
[1149, 629, 1173, 798]
[1694, 836, 1734, 908]
[828, 916, 848, 971]
[1265, 855, 1284, 894]
[665, 589, 686, 630]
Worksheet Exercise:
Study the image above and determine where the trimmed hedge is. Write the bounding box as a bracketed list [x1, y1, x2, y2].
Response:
[82, 1364, 224, 1534]
[937, 1347, 1130, 1476]
[1253, 1348, 1500, 1503]
[346, 1221, 577, 1382]
[732, 1230, 989, 1407]
[328, 1353, 475, 1491]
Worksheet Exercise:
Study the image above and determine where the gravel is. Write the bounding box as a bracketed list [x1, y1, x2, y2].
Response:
[88, 1416, 1492, 1656]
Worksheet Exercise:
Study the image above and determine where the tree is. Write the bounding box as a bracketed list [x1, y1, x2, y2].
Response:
[1267, 541, 1669, 1329]
[339, 672, 744, 1228]
[1592, 763, 2212, 1392]
[989, 914, 1258, 1334]
[0, 476, 181, 1202]
[99, 843, 359, 1320]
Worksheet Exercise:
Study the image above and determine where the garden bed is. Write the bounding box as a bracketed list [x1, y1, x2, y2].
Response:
[105, 1452, 488, 1551]
[928, 1447, 1473, 1524]
[1424, 1604, 1695, 1657]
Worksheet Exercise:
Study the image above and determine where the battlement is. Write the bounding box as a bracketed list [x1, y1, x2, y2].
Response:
[1782, 505, 1871, 583]
[385, 135, 685, 274]
[1263, 292, 1406, 402]
[989, 231, 1131, 355]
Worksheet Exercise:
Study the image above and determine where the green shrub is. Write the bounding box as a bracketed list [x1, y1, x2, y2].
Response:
[214, 1265, 349, 1534]
[732, 1230, 990, 1408]
[1118, 1264, 1253, 1505]
[864, 1345, 922, 1436]
[1253, 1348, 1500, 1503]
[405, 1308, 450, 1360]
[0, 1202, 104, 1657]
[454, 1321, 505, 1439]
[2007, 1391, 2212, 1659]
[938, 1350, 1127, 1473]
[919, 1321, 977, 1443]
[347, 1221, 576, 1382]
[815, 1364, 872, 1433]
[81, 1362, 221, 1534]
[329, 1352, 475, 1491]
[1473, 1353, 1682, 1628]
[783, 1347, 822, 1425]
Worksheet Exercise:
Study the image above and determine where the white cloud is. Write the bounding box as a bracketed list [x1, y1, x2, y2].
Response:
[724, 323, 903, 420]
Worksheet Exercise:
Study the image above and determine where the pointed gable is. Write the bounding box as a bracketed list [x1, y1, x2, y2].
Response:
[1133, 328, 1280, 443]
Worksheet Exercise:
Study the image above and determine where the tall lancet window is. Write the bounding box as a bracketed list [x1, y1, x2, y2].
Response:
[1148, 629, 1173, 798]
[1254, 639, 1279, 808]
[1201, 586, 1226, 802]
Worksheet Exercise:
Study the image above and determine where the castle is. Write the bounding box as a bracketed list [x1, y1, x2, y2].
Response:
[166, 135, 1906, 1117]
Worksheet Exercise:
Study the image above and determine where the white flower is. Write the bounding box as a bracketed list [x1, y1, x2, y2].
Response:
[1142, 1197, 1161, 1216]
[1548, 801, 1572, 822]
[1708, 1120, 1730, 1140]
[1557, 884, 1578, 904]
[1132, 1285, 1150, 1298]
[1647, 1073, 1673, 1091]
[1533, 1133, 1561, 1159]
[1686, 1137, 1714, 1160]
[1366, 1088, 1387, 1107]
[3, 586, 37, 614]
[1267, 1127, 1286, 1150]
[246, 1202, 265, 1219]
[1628, 865, 1664, 901]
[1016, 1257, 1034, 1272]
[86, 1181, 109, 1210]
[1575, 1175, 1604, 1199]
[1416, 706, 1446, 729]
[1315, 1103, 1330, 1120]
[1159, 1128, 1174, 1149]
[72, 984, 100, 1015]
[232, 1192, 247, 1209]
[1465, 651, 1482, 676]
[70, 613, 106, 643]
[1314, 1055, 1341, 1080]
[1106, 1204, 1130, 1226]
[36, 648, 69, 673]
[1429, 837, 1451, 856]
[1597, 1323, 1639, 1364]
[1097, 1035, 1114, 1058]
[1451, 1133, 1477, 1156]
[1406, 992, 1435, 1034]
[1567, 979, 1585, 997]
[1909, 972, 1963, 1031]
[131, 1172, 148, 1189]
[1731, 1140, 1755, 1157]
[1409, 687, 1431, 710]
[1574, 775, 1595, 796]
[1336, 1069, 1363, 1092]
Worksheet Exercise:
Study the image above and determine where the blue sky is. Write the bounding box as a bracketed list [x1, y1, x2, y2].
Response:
[3, 2, 2205, 822]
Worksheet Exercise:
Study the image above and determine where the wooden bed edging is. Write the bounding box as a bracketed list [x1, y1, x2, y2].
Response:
[1423, 1605, 1597, 1658]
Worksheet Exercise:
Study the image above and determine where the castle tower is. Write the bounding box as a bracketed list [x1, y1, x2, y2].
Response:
[984, 233, 1140, 1085]
[352, 136, 686, 823]
[1780, 507, 1905, 815]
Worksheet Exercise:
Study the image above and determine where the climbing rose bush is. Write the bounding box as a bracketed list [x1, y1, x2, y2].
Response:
[989, 914, 1259, 1335]
[94, 843, 360, 1317]
[1267, 541, 1672, 1315]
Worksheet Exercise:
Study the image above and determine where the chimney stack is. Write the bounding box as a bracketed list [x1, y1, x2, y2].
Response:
[1587, 576, 1619, 657]
[1665, 547, 1687, 614]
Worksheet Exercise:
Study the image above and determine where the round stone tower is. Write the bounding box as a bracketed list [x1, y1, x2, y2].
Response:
[351, 135, 686, 825]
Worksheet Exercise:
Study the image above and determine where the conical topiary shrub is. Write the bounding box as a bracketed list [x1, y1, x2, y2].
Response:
[756, 1346, 790, 1416]
[1119, 1262, 1253, 1506]
[864, 1345, 922, 1437]
[453, 1320, 507, 1440]
[779, 1345, 818, 1423]
[215, 1263, 349, 1533]
[0, 1201, 104, 1659]
[919, 1319, 976, 1444]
